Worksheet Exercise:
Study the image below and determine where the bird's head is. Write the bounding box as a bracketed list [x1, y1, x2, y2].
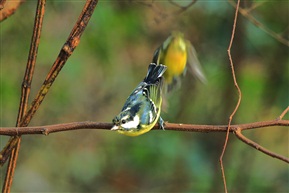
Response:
[111, 110, 140, 131]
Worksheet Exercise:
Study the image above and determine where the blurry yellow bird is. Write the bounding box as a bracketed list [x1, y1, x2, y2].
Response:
[152, 31, 206, 92]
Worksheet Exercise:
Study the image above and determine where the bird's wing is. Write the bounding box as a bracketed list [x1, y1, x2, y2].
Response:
[186, 40, 207, 83]
[121, 82, 147, 111]
[144, 77, 163, 113]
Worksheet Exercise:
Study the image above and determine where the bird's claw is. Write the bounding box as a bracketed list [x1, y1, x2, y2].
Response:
[158, 117, 165, 130]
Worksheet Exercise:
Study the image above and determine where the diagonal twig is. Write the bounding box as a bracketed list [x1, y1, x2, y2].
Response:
[234, 128, 289, 163]
[138, 0, 198, 23]
[245, 1, 266, 13]
[220, 0, 241, 193]
[228, 0, 289, 47]
[277, 106, 289, 120]
[168, 0, 198, 14]
[2, 0, 46, 192]
[0, 0, 99, 165]
[19, 0, 98, 128]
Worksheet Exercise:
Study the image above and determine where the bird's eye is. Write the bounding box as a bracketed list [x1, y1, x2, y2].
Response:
[121, 119, 126, 124]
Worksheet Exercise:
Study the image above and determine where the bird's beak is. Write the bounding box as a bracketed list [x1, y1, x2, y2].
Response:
[111, 125, 120, 130]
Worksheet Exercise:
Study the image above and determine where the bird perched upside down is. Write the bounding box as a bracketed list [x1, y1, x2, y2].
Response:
[111, 63, 167, 136]
[152, 31, 206, 92]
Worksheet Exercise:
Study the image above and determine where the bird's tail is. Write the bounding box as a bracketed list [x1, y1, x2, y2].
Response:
[144, 63, 167, 84]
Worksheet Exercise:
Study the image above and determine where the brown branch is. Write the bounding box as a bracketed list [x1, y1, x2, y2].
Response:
[228, 0, 289, 47]
[1, 0, 45, 163]
[0, 0, 99, 165]
[220, 1, 241, 193]
[0, 119, 288, 164]
[3, 116, 289, 168]
[2, 0, 45, 192]
[0, 0, 24, 22]
[234, 128, 289, 163]
[1, 0, 98, 191]
[19, 0, 98, 128]
[0, 120, 288, 136]
[0, 0, 7, 10]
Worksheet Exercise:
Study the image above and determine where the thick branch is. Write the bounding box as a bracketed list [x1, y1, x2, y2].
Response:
[0, 119, 288, 136]
[0, 120, 288, 165]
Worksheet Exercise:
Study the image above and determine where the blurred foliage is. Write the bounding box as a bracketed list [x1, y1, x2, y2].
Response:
[0, 0, 288, 192]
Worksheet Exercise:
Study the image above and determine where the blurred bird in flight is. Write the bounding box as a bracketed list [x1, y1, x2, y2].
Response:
[152, 31, 206, 92]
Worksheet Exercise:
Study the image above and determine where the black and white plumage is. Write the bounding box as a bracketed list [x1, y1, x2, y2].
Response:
[111, 63, 167, 136]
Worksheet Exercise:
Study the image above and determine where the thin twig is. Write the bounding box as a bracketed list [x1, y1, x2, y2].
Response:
[168, 0, 197, 14]
[277, 106, 289, 120]
[246, 1, 266, 13]
[234, 128, 289, 163]
[220, 1, 241, 193]
[2, 0, 46, 192]
[228, 0, 289, 47]
[138, 0, 198, 23]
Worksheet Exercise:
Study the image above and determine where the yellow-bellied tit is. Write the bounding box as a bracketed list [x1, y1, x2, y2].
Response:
[111, 63, 167, 137]
[152, 31, 206, 92]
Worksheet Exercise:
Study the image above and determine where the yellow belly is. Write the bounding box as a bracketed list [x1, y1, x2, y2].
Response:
[163, 48, 187, 84]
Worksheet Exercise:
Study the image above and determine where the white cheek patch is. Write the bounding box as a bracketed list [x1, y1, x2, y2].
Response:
[121, 115, 140, 129]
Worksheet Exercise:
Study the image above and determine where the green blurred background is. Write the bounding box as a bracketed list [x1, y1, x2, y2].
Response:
[0, 1, 288, 192]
